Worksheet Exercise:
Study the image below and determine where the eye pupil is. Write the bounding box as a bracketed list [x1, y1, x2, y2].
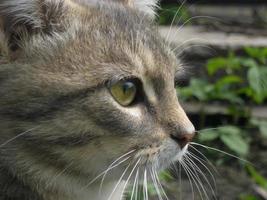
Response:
[109, 80, 137, 106]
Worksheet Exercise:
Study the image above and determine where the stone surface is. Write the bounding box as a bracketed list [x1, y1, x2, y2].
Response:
[159, 26, 267, 58]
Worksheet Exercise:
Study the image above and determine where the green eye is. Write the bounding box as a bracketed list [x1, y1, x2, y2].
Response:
[110, 80, 137, 106]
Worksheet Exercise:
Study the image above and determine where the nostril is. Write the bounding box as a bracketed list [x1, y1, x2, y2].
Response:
[170, 132, 195, 148]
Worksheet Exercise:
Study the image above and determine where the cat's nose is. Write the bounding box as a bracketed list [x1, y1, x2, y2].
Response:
[170, 125, 195, 148]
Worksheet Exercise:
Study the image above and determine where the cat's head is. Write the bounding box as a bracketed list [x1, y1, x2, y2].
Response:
[0, 0, 195, 183]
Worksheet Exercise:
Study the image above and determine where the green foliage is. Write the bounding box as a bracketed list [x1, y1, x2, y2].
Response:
[159, 170, 174, 182]
[179, 48, 267, 197]
[239, 194, 260, 200]
[180, 48, 267, 104]
[157, 5, 190, 25]
[180, 48, 267, 158]
[246, 165, 267, 190]
[199, 126, 249, 156]
[251, 118, 267, 139]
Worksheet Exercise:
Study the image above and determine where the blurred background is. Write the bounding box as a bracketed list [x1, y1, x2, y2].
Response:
[128, 1, 267, 200]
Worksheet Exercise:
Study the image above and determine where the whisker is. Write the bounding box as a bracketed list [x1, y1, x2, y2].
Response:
[135, 168, 139, 200]
[107, 163, 131, 200]
[176, 15, 222, 33]
[178, 162, 182, 200]
[149, 168, 163, 200]
[189, 145, 219, 176]
[184, 156, 210, 200]
[186, 154, 217, 199]
[143, 168, 148, 200]
[176, 44, 217, 57]
[190, 142, 252, 164]
[46, 161, 74, 188]
[0, 126, 39, 148]
[180, 159, 196, 200]
[82, 149, 135, 191]
[99, 155, 132, 194]
[187, 151, 217, 193]
[166, 0, 187, 41]
[120, 158, 141, 200]
[181, 161, 203, 200]
[153, 166, 169, 200]
[130, 167, 139, 200]
[171, 37, 216, 52]
[196, 127, 230, 133]
[171, 162, 182, 200]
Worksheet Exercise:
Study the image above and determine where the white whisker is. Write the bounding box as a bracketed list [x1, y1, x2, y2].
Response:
[99, 155, 132, 194]
[153, 166, 169, 200]
[166, 0, 187, 41]
[182, 159, 205, 200]
[189, 145, 219, 175]
[180, 159, 195, 200]
[150, 168, 163, 200]
[185, 155, 211, 200]
[120, 158, 141, 200]
[130, 167, 139, 200]
[190, 142, 251, 164]
[187, 151, 217, 192]
[0, 126, 39, 148]
[186, 154, 217, 199]
[107, 163, 131, 200]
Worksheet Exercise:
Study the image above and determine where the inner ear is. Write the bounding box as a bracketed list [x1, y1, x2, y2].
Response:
[0, 0, 68, 53]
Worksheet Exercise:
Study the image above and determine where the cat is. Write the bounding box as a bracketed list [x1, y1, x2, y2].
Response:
[0, 0, 195, 200]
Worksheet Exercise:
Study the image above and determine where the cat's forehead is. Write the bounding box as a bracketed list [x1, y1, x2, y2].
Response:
[25, 4, 178, 89]
[70, 6, 178, 81]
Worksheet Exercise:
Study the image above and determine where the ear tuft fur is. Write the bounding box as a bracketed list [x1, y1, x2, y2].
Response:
[0, 0, 67, 51]
[76, 0, 159, 18]
[132, 0, 160, 17]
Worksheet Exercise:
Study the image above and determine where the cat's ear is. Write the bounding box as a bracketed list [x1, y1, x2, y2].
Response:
[0, 0, 68, 55]
[78, 0, 160, 18]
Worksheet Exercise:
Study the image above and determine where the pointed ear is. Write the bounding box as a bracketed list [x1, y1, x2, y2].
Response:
[0, 0, 68, 53]
[77, 0, 160, 18]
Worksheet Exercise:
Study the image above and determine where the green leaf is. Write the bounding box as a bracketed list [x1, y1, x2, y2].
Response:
[215, 75, 243, 88]
[218, 126, 249, 156]
[207, 57, 228, 75]
[248, 66, 261, 94]
[251, 119, 267, 138]
[246, 165, 267, 189]
[245, 47, 262, 59]
[220, 134, 249, 156]
[182, 79, 214, 101]
[245, 47, 267, 64]
[218, 126, 241, 135]
[198, 130, 219, 142]
[247, 66, 267, 103]
[217, 92, 244, 104]
[240, 58, 258, 68]
[259, 123, 267, 138]
[239, 194, 260, 200]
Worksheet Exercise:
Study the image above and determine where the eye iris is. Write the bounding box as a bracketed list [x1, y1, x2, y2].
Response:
[110, 81, 137, 106]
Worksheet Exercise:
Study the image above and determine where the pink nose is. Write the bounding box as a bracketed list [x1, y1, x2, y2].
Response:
[171, 131, 195, 148]
[170, 126, 196, 148]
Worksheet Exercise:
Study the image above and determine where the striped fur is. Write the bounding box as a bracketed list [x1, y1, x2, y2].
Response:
[0, 0, 194, 200]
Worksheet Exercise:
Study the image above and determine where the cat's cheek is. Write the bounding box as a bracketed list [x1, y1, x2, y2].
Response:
[110, 98, 145, 119]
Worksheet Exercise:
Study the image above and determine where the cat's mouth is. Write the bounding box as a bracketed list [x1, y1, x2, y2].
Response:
[132, 137, 189, 171]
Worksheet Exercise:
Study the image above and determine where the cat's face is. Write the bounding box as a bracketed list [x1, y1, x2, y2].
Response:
[0, 0, 195, 183]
